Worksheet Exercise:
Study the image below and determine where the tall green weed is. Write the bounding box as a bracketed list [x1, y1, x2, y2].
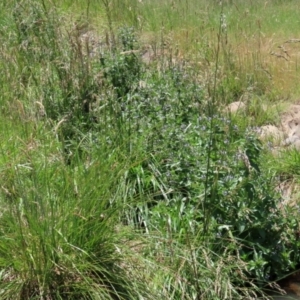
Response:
[1, 0, 300, 299]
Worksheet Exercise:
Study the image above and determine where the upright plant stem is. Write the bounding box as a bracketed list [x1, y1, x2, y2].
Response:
[202, 2, 224, 235]
[102, 0, 116, 52]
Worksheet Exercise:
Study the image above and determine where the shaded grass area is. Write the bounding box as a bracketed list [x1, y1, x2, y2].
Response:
[1, 0, 300, 299]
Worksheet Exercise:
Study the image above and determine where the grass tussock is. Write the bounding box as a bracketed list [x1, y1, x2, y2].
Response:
[1, 0, 300, 299]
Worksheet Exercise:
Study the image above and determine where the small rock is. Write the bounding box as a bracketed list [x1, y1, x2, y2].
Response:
[225, 101, 246, 113]
[292, 139, 300, 151]
[259, 125, 284, 141]
[288, 118, 300, 136]
[284, 135, 300, 146]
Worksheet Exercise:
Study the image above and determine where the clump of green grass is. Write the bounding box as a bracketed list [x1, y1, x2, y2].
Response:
[1, 0, 300, 299]
[0, 116, 157, 299]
